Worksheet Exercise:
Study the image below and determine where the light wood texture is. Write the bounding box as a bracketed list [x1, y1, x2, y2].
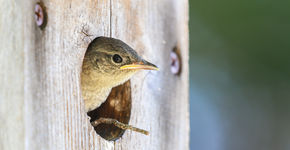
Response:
[0, 0, 189, 149]
[0, 0, 27, 149]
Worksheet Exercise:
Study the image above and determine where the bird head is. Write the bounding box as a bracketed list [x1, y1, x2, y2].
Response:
[82, 37, 158, 88]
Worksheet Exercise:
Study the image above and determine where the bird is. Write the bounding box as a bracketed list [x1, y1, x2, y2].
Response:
[81, 36, 158, 134]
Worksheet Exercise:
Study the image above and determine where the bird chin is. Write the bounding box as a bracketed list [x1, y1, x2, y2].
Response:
[112, 71, 136, 88]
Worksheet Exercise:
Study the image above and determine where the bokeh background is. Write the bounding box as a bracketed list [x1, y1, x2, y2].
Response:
[189, 0, 290, 150]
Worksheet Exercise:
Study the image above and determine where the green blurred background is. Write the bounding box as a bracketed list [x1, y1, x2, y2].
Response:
[189, 0, 290, 150]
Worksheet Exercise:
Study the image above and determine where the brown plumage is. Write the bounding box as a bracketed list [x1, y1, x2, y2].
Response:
[81, 37, 158, 112]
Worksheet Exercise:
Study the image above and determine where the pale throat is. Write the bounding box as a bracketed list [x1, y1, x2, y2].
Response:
[81, 70, 114, 112]
[82, 85, 112, 112]
[81, 68, 136, 112]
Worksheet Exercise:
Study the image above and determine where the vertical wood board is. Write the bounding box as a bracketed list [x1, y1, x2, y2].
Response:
[0, 0, 189, 149]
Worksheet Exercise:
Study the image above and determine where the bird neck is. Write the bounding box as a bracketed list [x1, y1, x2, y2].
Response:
[81, 74, 113, 112]
[81, 65, 114, 112]
[80, 59, 136, 112]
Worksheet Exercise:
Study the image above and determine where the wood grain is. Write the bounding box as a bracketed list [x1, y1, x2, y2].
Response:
[0, 0, 28, 149]
[0, 0, 189, 149]
[111, 1, 189, 149]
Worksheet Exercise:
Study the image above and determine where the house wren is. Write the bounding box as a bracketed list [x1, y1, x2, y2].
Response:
[81, 37, 158, 135]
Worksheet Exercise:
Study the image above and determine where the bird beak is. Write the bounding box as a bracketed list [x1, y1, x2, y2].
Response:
[120, 60, 159, 70]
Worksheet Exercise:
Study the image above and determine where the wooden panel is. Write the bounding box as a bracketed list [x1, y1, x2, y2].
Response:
[24, 0, 112, 149]
[0, 0, 188, 149]
[111, 1, 189, 149]
[0, 0, 27, 149]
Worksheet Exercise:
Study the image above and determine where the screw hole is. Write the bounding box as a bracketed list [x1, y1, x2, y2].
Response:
[34, 2, 47, 29]
[170, 46, 182, 75]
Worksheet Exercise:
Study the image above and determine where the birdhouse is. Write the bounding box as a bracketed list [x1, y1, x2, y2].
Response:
[0, 0, 189, 149]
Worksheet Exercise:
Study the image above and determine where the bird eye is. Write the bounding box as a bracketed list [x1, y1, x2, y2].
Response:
[112, 54, 123, 63]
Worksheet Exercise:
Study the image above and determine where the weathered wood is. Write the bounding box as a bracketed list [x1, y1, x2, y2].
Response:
[0, 0, 27, 149]
[0, 0, 189, 149]
[110, 1, 189, 150]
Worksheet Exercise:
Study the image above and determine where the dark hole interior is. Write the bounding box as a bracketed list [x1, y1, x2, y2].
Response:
[87, 80, 132, 141]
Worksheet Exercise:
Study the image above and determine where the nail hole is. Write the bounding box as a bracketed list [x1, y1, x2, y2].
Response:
[87, 81, 132, 141]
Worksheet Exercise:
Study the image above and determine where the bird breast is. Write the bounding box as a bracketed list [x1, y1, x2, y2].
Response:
[82, 85, 112, 112]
